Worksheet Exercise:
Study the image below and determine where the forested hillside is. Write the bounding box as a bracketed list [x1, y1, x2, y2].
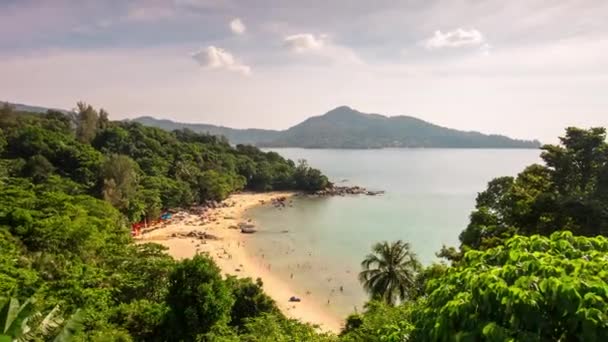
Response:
[1, 103, 328, 220]
[0, 103, 332, 341]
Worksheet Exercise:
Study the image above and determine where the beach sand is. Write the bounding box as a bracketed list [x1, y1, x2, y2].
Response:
[136, 192, 343, 333]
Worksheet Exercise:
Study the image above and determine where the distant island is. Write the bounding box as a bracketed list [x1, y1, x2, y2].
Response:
[2, 102, 540, 148]
[133, 106, 541, 149]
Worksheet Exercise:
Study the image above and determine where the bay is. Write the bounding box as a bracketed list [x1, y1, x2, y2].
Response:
[245, 148, 541, 318]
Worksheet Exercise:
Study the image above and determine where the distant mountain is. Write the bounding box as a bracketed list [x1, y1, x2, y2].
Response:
[3, 101, 539, 148]
[132, 116, 279, 145]
[133, 106, 541, 149]
[1, 101, 70, 114]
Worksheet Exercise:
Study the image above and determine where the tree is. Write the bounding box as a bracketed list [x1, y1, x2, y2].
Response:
[341, 301, 413, 342]
[411, 263, 448, 300]
[0, 130, 6, 155]
[293, 159, 330, 192]
[165, 255, 234, 339]
[44, 110, 73, 134]
[74, 102, 99, 143]
[197, 170, 245, 202]
[235, 314, 336, 342]
[22, 154, 54, 183]
[458, 127, 608, 250]
[97, 109, 110, 130]
[358, 241, 421, 305]
[411, 232, 608, 341]
[100, 154, 139, 213]
[109, 299, 168, 341]
[0, 103, 13, 115]
[225, 277, 279, 328]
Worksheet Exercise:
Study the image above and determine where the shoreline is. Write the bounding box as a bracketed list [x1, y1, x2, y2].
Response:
[136, 191, 343, 333]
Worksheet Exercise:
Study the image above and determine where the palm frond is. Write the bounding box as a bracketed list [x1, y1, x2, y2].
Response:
[358, 240, 421, 305]
[53, 309, 84, 342]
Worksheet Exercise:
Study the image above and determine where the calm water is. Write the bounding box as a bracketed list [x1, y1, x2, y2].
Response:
[245, 148, 541, 318]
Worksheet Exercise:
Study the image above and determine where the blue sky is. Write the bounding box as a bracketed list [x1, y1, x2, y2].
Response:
[1, 0, 607, 142]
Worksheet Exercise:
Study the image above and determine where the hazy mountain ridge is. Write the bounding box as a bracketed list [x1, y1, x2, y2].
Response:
[134, 106, 541, 148]
[2, 102, 541, 148]
[2, 101, 71, 114]
[133, 116, 278, 145]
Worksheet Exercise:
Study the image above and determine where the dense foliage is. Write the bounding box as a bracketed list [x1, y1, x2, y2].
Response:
[459, 127, 608, 251]
[0, 103, 331, 341]
[412, 232, 608, 341]
[1, 103, 329, 221]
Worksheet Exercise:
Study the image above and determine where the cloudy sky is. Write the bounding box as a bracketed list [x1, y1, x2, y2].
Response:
[1, 0, 607, 142]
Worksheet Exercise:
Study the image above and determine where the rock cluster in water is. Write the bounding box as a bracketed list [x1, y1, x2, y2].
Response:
[313, 185, 385, 197]
[271, 196, 289, 207]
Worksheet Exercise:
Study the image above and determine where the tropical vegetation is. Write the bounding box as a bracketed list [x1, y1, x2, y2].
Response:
[2, 101, 607, 341]
[358, 241, 421, 305]
[0, 103, 331, 341]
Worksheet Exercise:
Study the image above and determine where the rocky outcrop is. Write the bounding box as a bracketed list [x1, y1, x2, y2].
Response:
[314, 185, 385, 197]
[271, 196, 289, 208]
[170, 231, 218, 240]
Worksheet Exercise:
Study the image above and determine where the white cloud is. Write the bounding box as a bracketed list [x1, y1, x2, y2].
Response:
[284, 33, 327, 52]
[425, 28, 485, 49]
[229, 18, 246, 34]
[283, 33, 362, 65]
[191, 46, 251, 75]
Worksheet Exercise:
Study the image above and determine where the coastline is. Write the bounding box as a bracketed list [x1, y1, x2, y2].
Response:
[136, 191, 343, 333]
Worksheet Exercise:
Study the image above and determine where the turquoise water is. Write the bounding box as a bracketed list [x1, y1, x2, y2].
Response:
[245, 148, 541, 318]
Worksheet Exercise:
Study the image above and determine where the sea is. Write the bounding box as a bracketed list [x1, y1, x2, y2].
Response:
[245, 148, 541, 319]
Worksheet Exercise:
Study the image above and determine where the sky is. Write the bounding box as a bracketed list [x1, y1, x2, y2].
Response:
[1, 0, 607, 142]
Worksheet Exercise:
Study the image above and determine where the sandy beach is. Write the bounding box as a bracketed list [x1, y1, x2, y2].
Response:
[136, 192, 343, 333]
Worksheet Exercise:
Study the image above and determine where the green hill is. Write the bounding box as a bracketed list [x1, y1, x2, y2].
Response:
[134, 106, 541, 148]
[2, 102, 540, 148]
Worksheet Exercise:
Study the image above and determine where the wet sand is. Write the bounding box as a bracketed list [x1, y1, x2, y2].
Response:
[136, 192, 342, 333]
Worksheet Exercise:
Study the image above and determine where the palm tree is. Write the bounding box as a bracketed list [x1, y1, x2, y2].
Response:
[358, 240, 422, 305]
